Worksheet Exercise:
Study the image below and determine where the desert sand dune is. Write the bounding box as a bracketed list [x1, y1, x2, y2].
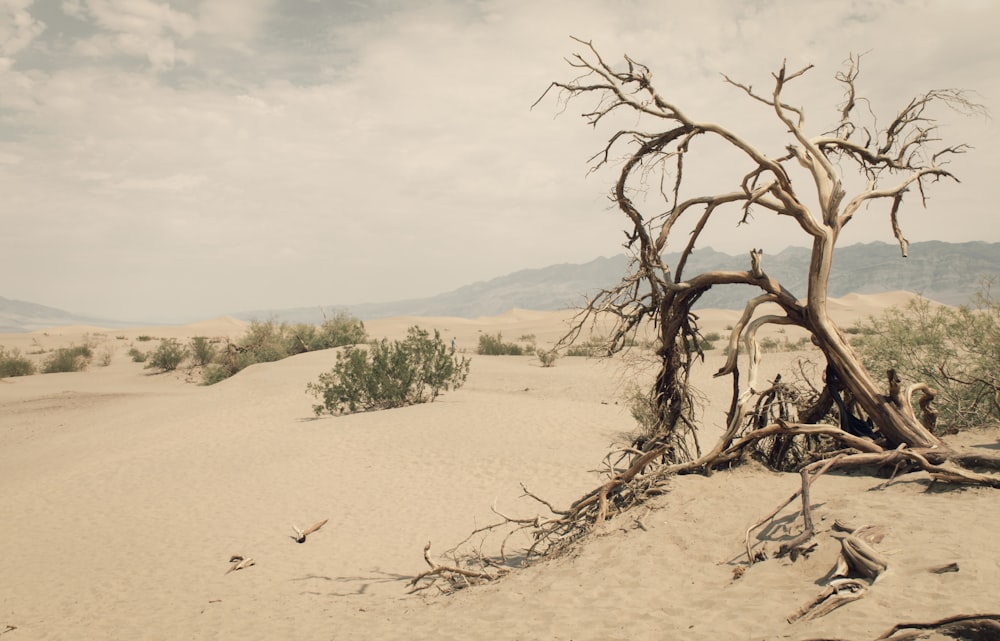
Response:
[1, 295, 997, 640]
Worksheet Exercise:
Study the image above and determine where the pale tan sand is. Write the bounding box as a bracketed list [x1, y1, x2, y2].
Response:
[1, 295, 997, 641]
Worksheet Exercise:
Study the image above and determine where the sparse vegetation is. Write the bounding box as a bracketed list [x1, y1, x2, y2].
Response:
[308, 326, 470, 415]
[203, 315, 368, 385]
[538, 350, 558, 367]
[42, 345, 92, 373]
[564, 339, 606, 357]
[128, 346, 148, 363]
[189, 336, 216, 366]
[758, 335, 812, 353]
[0, 347, 36, 377]
[146, 339, 188, 372]
[97, 345, 114, 366]
[477, 332, 525, 356]
[853, 287, 1000, 429]
[699, 331, 722, 351]
[136, 335, 154, 342]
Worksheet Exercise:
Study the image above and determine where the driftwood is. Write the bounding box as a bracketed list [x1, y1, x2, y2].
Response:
[797, 614, 1000, 640]
[875, 614, 1000, 640]
[291, 519, 328, 543]
[787, 523, 888, 623]
[225, 555, 255, 574]
[787, 578, 869, 623]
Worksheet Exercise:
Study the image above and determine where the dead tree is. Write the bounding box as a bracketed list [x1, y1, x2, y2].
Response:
[537, 41, 987, 458]
[410, 43, 998, 604]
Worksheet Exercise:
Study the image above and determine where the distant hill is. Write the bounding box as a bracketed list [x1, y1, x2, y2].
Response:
[0, 296, 140, 333]
[240, 240, 1000, 323]
[4, 241, 998, 332]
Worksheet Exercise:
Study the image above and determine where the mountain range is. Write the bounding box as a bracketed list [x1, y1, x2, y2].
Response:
[238, 240, 999, 323]
[2, 240, 998, 332]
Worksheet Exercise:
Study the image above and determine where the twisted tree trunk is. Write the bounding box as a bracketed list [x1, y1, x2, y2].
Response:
[806, 234, 941, 449]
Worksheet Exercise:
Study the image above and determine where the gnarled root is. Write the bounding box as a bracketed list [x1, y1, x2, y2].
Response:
[875, 613, 1000, 640]
[408, 541, 505, 594]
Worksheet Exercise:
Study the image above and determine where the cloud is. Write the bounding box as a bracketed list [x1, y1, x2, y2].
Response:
[0, 0, 998, 321]
[1, 0, 46, 57]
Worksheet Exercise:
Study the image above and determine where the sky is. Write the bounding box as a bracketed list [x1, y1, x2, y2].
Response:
[1, 0, 998, 322]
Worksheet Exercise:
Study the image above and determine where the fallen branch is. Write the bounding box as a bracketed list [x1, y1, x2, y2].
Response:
[291, 518, 329, 543]
[787, 578, 869, 623]
[225, 555, 255, 574]
[408, 542, 502, 593]
[875, 613, 1000, 640]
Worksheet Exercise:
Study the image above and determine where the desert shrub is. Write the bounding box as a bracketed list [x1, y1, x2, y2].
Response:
[698, 331, 722, 351]
[128, 346, 148, 363]
[285, 324, 317, 355]
[757, 335, 811, 353]
[312, 313, 368, 350]
[0, 347, 36, 377]
[189, 336, 216, 366]
[477, 332, 524, 355]
[239, 320, 289, 363]
[202, 364, 234, 386]
[42, 345, 92, 373]
[538, 350, 558, 368]
[308, 326, 470, 415]
[626, 386, 661, 443]
[146, 339, 188, 372]
[853, 289, 1000, 429]
[136, 335, 154, 342]
[97, 345, 114, 366]
[565, 339, 606, 357]
[203, 315, 368, 385]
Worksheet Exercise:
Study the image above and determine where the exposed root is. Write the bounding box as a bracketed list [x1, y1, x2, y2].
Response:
[788, 578, 869, 623]
[875, 614, 1000, 640]
[408, 542, 505, 594]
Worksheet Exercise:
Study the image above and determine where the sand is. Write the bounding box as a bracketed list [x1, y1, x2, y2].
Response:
[1, 293, 997, 641]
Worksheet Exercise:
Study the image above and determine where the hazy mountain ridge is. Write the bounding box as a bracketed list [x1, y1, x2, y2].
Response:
[0, 296, 141, 334]
[244, 240, 1000, 323]
[3, 241, 998, 332]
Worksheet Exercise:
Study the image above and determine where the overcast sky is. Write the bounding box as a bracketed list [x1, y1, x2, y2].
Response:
[2, 0, 997, 322]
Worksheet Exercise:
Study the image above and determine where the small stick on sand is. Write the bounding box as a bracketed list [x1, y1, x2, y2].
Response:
[291, 518, 329, 543]
[225, 555, 255, 574]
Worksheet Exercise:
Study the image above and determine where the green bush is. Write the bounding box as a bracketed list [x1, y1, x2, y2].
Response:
[203, 315, 368, 385]
[128, 346, 148, 363]
[853, 289, 1000, 429]
[698, 331, 722, 351]
[42, 345, 92, 373]
[477, 332, 524, 355]
[202, 363, 234, 386]
[312, 313, 368, 350]
[307, 326, 471, 415]
[189, 336, 216, 366]
[136, 335, 154, 342]
[283, 316, 366, 355]
[0, 347, 36, 377]
[146, 339, 188, 372]
[565, 339, 606, 357]
[239, 320, 289, 363]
